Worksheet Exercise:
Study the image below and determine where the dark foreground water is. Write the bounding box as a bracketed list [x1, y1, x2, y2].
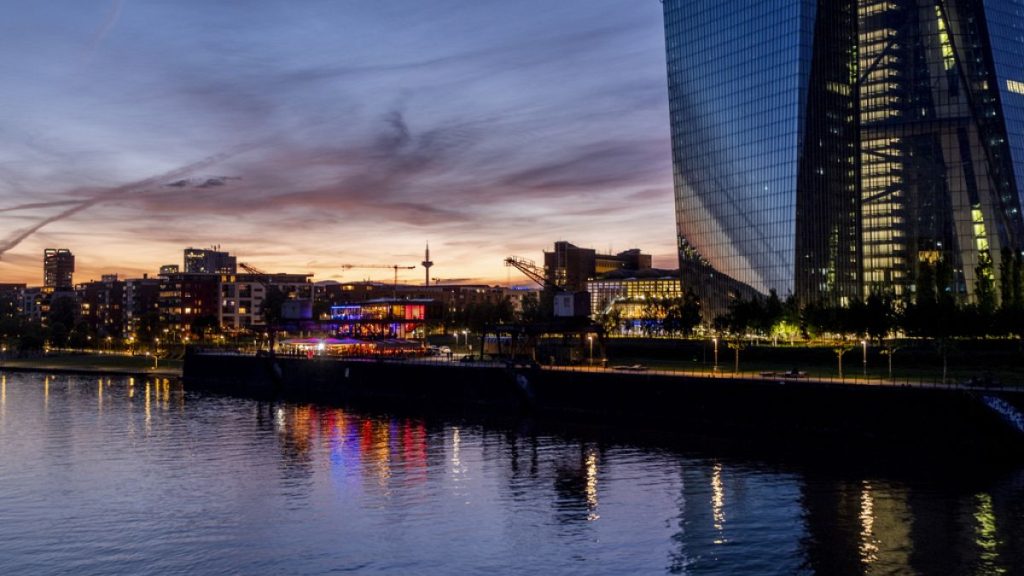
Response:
[1, 373, 1022, 575]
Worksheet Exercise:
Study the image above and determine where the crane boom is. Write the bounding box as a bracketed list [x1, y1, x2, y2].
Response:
[340, 263, 416, 299]
[504, 256, 559, 290]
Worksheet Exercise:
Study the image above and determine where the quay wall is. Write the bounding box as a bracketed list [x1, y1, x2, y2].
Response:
[183, 352, 1024, 459]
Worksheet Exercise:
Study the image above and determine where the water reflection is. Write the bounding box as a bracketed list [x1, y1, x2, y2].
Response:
[0, 372, 1021, 575]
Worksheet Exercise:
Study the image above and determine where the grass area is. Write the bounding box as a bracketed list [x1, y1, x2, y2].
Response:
[606, 353, 1024, 386]
[0, 353, 182, 375]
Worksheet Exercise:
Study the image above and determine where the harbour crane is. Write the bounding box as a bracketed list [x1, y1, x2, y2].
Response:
[504, 256, 560, 291]
[340, 263, 416, 299]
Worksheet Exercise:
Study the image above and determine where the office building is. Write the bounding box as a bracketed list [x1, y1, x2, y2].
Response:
[543, 241, 652, 292]
[664, 0, 1024, 313]
[183, 247, 236, 274]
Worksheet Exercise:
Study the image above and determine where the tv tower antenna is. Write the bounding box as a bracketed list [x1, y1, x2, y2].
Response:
[421, 242, 434, 286]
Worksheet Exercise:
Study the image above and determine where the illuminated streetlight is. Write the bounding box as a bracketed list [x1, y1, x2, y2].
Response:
[587, 335, 594, 365]
[713, 337, 719, 372]
[861, 339, 867, 377]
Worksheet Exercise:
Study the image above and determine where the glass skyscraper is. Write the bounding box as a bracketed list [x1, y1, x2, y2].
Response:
[664, 0, 1024, 313]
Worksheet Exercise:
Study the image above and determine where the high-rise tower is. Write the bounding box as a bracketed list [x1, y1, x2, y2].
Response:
[664, 0, 1024, 315]
[421, 243, 434, 287]
[43, 248, 75, 292]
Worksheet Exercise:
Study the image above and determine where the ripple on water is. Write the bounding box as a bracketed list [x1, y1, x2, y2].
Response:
[0, 373, 1022, 575]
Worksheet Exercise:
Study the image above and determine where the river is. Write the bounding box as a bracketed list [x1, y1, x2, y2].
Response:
[0, 372, 1021, 575]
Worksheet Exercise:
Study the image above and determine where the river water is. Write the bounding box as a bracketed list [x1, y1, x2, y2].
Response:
[0, 372, 1021, 575]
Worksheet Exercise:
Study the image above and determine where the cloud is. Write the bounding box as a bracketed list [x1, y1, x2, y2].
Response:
[0, 0, 677, 284]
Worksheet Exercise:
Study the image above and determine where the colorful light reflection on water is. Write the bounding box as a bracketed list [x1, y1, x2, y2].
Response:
[0, 372, 1021, 575]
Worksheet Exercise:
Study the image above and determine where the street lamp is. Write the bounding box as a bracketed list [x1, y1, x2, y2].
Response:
[154, 337, 160, 369]
[713, 337, 719, 372]
[861, 339, 867, 377]
[587, 335, 594, 365]
[462, 329, 468, 350]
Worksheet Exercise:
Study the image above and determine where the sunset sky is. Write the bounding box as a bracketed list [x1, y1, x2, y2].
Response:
[0, 0, 676, 286]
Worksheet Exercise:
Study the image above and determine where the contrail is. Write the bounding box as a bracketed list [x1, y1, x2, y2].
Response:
[0, 200, 85, 213]
[90, 0, 124, 54]
[0, 148, 248, 259]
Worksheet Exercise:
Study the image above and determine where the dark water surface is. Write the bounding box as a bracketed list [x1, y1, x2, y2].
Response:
[1, 372, 1022, 575]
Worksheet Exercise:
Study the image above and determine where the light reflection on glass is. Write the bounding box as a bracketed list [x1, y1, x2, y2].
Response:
[974, 493, 1005, 574]
[711, 462, 726, 544]
[585, 449, 600, 521]
[859, 481, 879, 566]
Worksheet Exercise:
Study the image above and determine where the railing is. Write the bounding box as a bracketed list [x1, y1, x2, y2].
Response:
[195, 349, 1024, 393]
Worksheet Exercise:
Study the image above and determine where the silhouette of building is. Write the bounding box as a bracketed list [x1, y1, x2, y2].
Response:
[543, 241, 652, 293]
[43, 248, 75, 292]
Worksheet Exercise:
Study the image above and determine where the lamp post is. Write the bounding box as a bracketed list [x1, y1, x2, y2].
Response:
[861, 339, 867, 377]
[461, 329, 468, 351]
[713, 337, 719, 372]
[154, 338, 160, 369]
[587, 335, 594, 365]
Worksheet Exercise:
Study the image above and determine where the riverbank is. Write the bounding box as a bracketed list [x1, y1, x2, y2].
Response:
[0, 353, 182, 378]
[184, 351, 1024, 462]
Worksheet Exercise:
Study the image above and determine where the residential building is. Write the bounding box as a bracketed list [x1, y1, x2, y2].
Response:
[123, 276, 161, 339]
[43, 248, 74, 292]
[157, 273, 220, 337]
[219, 273, 314, 331]
[76, 275, 125, 338]
[0, 283, 25, 318]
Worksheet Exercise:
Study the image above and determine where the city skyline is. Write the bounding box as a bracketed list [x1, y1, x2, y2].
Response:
[0, 1, 677, 286]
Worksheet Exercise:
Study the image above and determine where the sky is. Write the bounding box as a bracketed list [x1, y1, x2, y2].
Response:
[0, 0, 676, 287]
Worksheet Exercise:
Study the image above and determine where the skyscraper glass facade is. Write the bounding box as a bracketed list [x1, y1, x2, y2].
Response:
[664, 0, 1024, 312]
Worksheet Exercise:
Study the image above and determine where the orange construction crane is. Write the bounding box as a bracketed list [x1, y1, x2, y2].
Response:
[340, 264, 416, 299]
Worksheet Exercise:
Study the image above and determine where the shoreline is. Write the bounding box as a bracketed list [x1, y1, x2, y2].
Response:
[0, 356, 182, 379]
[182, 352, 1024, 462]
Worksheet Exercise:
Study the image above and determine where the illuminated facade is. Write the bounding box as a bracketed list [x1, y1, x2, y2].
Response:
[183, 247, 236, 274]
[664, 0, 1024, 311]
[329, 299, 437, 339]
[587, 276, 683, 317]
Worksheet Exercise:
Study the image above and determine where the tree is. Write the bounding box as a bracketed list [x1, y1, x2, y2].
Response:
[190, 315, 220, 339]
[834, 345, 855, 379]
[864, 293, 894, 342]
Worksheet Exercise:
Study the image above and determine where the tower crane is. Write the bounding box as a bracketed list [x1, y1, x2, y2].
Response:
[340, 264, 416, 299]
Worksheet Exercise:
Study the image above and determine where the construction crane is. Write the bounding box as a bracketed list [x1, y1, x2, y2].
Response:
[340, 264, 416, 299]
